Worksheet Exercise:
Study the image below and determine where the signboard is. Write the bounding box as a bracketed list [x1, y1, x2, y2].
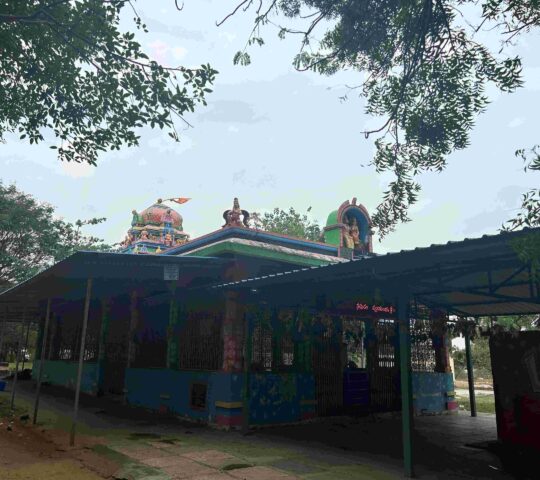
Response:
[325, 302, 397, 317]
[163, 264, 179, 281]
[355, 303, 396, 315]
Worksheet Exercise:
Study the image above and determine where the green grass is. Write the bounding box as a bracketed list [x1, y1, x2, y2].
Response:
[7, 362, 33, 372]
[456, 394, 496, 414]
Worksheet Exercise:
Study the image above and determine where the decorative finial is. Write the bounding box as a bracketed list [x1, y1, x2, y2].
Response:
[222, 197, 250, 228]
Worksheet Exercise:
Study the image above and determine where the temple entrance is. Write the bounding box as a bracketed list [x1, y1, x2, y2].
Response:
[101, 301, 130, 396]
[312, 318, 343, 416]
[367, 319, 401, 412]
[102, 340, 127, 395]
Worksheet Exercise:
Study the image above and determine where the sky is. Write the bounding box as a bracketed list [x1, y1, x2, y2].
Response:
[2, 1, 540, 254]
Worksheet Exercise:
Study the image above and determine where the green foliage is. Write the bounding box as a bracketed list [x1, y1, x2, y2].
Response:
[251, 206, 322, 241]
[452, 336, 493, 380]
[494, 314, 539, 330]
[0, 1, 217, 165]
[0, 182, 110, 290]
[219, 0, 539, 236]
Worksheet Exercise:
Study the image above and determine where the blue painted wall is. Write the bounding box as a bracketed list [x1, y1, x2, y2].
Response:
[249, 373, 316, 425]
[412, 372, 454, 414]
[124, 368, 243, 422]
[32, 360, 100, 395]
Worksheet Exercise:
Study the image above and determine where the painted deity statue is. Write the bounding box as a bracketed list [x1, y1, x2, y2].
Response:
[342, 215, 355, 249]
[122, 233, 133, 247]
[164, 232, 173, 247]
[222, 197, 250, 228]
[140, 230, 149, 241]
[162, 208, 173, 226]
[131, 209, 143, 227]
[349, 216, 362, 249]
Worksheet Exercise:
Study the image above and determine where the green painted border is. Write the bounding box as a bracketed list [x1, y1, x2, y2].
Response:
[185, 241, 335, 267]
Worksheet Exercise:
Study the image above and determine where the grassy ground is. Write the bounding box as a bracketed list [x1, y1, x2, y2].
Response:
[456, 393, 496, 414]
[7, 362, 32, 372]
[0, 391, 400, 480]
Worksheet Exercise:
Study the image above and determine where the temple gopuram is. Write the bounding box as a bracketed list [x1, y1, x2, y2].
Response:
[121, 198, 189, 254]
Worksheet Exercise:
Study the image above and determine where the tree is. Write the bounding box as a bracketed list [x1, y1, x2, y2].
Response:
[0, 182, 110, 291]
[217, 0, 539, 237]
[0, 1, 217, 165]
[251, 206, 322, 241]
[494, 314, 539, 331]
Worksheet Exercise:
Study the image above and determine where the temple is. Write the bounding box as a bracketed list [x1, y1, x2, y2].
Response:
[24, 197, 455, 427]
[3, 196, 539, 477]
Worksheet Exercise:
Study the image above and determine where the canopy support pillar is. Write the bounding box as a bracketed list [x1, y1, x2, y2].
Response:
[0, 306, 6, 361]
[124, 290, 138, 405]
[242, 310, 253, 434]
[33, 299, 51, 425]
[10, 305, 27, 409]
[21, 317, 32, 371]
[70, 278, 92, 447]
[398, 293, 415, 478]
[464, 328, 477, 417]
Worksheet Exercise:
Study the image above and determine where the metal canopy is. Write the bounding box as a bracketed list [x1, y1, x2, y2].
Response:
[0, 251, 231, 320]
[207, 227, 540, 317]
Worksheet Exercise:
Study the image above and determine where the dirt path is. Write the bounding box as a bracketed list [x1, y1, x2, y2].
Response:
[0, 402, 120, 480]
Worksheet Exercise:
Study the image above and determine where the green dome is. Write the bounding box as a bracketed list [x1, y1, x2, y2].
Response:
[326, 209, 339, 226]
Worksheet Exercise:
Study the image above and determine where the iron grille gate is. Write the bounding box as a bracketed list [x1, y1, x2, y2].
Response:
[312, 318, 343, 416]
[411, 318, 436, 372]
[367, 319, 401, 412]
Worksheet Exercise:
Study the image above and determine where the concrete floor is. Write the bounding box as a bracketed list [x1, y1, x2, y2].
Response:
[5, 381, 521, 479]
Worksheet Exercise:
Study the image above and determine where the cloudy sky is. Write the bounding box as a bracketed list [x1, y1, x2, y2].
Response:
[2, 1, 540, 253]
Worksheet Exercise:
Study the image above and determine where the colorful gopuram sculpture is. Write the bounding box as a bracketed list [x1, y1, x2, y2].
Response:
[122, 198, 189, 253]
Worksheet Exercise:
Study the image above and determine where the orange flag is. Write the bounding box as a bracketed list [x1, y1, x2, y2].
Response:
[168, 197, 191, 205]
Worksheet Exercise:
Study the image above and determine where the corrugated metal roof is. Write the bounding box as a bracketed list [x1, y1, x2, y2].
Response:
[0, 251, 230, 318]
[205, 227, 540, 317]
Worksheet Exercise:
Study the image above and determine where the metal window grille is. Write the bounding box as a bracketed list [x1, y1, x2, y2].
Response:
[410, 318, 436, 372]
[280, 334, 294, 367]
[374, 319, 395, 368]
[367, 318, 400, 412]
[312, 316, 343, 416]
[178, 312, 223, 371]
[50, 308, 100, 362]
[251, 321, 273, 371]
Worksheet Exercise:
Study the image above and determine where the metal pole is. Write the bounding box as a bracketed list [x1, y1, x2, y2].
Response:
[0, 306, 6, 362]
[464, 328, 477, 417]
[21, 318, 32, 372]
[33, 299, 51, 425]
[70, 278, 92, 447]
[398, 293, 415, 478]
[10, 305, 27, 409]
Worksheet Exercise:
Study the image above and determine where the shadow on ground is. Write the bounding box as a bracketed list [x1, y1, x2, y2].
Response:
[2, 380, 534, 479]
